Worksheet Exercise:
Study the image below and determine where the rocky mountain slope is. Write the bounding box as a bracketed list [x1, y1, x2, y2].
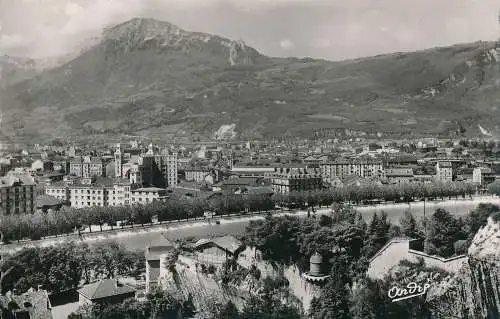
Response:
[426, 214, 500, 318]
[1, 17, 500, 143]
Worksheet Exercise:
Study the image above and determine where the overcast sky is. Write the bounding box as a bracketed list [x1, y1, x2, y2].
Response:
[0, 0, 499, 61]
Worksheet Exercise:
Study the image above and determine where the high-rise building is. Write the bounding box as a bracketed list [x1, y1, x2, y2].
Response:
[154, 149, 178, 188]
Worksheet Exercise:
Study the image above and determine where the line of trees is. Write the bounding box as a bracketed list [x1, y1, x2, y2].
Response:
[0, 181, 477, 243]
[0, 241, 144, 295]
[243, 203, 500, 319]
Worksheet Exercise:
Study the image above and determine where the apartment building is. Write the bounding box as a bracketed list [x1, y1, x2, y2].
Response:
[472, 167, 496, 186]
[384, 167, 414, 184]
[185, 168, 212, 183]
[320, 159, 383, 187]
[44, 183, 70, 202]
[70, 156, 105, 178]
[0, 174, 36, 214]
[45, 177, 132, 208]
[115, 144, 177, 188]
[436, 161, 453, 182]
[271, 167, 323, 194]
[131, 187, 168, 204]
[154, 150, 178, 187]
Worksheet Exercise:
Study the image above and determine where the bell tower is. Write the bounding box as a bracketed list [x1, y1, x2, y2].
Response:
[114, 143, 122, 178]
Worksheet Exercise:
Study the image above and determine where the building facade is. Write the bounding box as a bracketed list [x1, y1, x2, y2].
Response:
[45, 178, 132, 208]
[384, 167, 414, 184]
[472, 167, 496, 187]
[131, 187, 168, 205]
[436, 161, 453, 182]
[271, 167, 323, 194]
[70, 156, 105, 179]
[154, 151, 178, 187]
[0, 175, 36, 214]
[185, 168, 212, 183]
[320, 159, 383, 187]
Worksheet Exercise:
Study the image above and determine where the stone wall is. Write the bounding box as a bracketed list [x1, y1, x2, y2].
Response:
[367, 237, 467, 279]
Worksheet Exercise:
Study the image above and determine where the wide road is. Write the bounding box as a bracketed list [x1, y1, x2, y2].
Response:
[2, 196, 499, 253]
[84, 196, 500, 251]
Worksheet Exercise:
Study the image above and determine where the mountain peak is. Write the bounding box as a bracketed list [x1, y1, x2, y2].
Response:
[103, 17, 184, 41]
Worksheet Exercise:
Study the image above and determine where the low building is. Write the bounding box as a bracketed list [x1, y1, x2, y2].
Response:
[131, 187, 168, 205]
[145, 234, 175, 292]
[384, 167, 414, 184]
[185, 168, 211, 183]
[77, 279, 136, 306]
[230, 166, 276, 178]
[192, 236, 244, 265]
[212, 177, 269, 193]
[36, 195, 65, 212]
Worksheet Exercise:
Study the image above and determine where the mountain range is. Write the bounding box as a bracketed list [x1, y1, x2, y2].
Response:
[1, 17, 500, 144]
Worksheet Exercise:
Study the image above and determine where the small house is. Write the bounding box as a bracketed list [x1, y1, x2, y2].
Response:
[77, 279, 136, 306]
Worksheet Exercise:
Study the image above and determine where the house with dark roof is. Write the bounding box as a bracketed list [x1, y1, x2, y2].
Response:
[192, 235, 244, 265]
[77, 279, 136, 306]
[145, 234, 175, 292]
[35, 195, 65, 213]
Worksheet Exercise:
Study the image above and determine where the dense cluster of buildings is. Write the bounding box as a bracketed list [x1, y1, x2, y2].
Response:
[0, 137, 497, 214]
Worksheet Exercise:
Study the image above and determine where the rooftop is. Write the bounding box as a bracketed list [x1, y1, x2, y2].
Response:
[0, 174, 35, 187]
[133, 187, 167, 193]
[77, 279, 136, 301]
[36, 195, 64, 208]
[193, 235, 243, 254]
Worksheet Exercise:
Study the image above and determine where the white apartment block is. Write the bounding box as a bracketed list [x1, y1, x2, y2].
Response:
[45, 184, 70, 202]
[320, 159, 383, 186]
[70, 187, 106, 208]
[45, 178, 132, 209]
[131, 187, 168, 205]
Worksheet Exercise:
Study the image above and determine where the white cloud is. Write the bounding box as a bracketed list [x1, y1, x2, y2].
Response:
[0, 0, 499, 60]
[312, 38, 331, 48]
[0, 34, 26, 49]
[280, 38, 294, 50]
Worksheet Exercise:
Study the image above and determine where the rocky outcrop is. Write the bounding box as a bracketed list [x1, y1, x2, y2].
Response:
[427, 215, 500, 318]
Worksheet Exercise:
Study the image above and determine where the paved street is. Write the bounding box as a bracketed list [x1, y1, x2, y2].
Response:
[1, 197, 499, 253]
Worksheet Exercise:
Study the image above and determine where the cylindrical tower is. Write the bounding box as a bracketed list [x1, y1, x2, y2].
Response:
[309, 252, 323, 277]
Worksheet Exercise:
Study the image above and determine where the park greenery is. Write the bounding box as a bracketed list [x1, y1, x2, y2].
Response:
[69, 287, 196, 319]
[242, 203, 500, 319]
[1, 202, 498, 318]
[0, 241, 144, 295]
[0, 181, 478, 243]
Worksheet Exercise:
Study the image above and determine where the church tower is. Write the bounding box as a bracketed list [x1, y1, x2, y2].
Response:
[114, 143, 122, 178]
